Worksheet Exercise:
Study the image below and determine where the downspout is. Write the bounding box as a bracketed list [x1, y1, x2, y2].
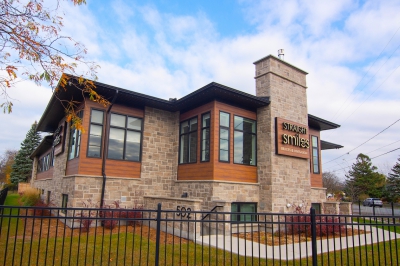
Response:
[100, 90, 119, 208]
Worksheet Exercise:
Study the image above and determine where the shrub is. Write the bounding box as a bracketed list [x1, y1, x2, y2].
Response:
[101, 201, 121, 230]
[31, 199, 53, 216]
[77, 199, 98, 232]
[122, 205, 143, 226]
[20, 187, 40, 206]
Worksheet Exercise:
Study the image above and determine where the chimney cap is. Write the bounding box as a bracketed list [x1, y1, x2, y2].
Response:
[278, 49, 284, 60]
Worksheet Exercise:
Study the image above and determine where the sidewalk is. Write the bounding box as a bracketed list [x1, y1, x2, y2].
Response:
[195, 225, 400, 260]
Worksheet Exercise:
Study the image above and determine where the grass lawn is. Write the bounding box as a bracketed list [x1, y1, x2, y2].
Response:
[352, 217, 400, 234]
[1, 193, 399, 265]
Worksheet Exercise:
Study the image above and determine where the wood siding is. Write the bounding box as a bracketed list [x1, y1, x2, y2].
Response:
[178, 102, 214, 180]
[178, 101, 257, 183]
[36, 167, 54, 180]
[214, 102, 257, 183]
[65, 100, 144, 178]
[309, 128, 322, 187]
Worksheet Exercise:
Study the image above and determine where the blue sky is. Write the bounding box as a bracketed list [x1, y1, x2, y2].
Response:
[1, 0, 400, 179]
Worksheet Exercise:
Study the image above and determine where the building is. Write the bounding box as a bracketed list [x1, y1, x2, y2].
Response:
[30, 54, 343, 218]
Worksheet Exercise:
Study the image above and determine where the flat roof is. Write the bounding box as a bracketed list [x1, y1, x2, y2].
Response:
[308, 114, 340, 131]
[321, 140, 343, 150]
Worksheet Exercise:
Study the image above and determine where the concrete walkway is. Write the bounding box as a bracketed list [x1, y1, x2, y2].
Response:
[195, 225, 400, 260]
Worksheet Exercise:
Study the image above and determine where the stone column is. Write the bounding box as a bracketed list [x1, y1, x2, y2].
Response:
[254, 55, 310, 213]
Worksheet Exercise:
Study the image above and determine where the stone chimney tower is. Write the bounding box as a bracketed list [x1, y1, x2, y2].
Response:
[254, 55, 310, 213]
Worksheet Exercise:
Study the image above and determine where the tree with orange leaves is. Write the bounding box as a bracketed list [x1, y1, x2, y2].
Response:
[0, 0, 109, 129]
[0, 149, 17, 184]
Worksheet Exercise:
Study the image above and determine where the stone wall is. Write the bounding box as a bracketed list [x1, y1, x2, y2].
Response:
[32, 106, 180, 209]
[172, 180, 259, 211]
[310, 187, 327, 203]
[31, 118, 70, 207]
[254, 55, 311, 213]
[139, 107, 179, 198]
[144, 196, 202, 240]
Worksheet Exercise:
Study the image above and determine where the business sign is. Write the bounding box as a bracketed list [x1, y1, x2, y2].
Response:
[275, 117, 309, 159]
[53, 123, 66, 155]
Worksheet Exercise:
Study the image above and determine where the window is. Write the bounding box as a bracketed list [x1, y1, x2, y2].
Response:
[61, 194, 68, 214]
[201, 113, 210, 162]
[231, 203, 257, 222]
[68, 110, 83, 160]
[47, 191, 51, 204]
[87, 109, 104, 158]
[37, 149, 54, 173]
[234, 116, 256, 165]
[312, 136, 319, 174]
[219, 112, 230, 162]
[179, 117, 198, 164]
[311, 203, 321, 214]
[108, 113, 143, 161]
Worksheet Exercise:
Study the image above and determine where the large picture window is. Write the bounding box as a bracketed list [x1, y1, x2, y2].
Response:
[87, 109, 104, 158]
[68, 110, 83, 160]
[312, 136, 320, 174]
[37, 149, 54, 173]
[108, 113, 143, 161]
[219, 112, 230, 162]
[231, 202, 257, 222]
[179, 117, 198, 164]
[234, 116, 256, 165]
[201, 113, 210, 162]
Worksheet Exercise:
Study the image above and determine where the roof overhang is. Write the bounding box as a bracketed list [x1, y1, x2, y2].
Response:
[30, 135, 54, 159]
[36, 76, 270, 133]
[321, 140, 343, 150]
[308, 114, 340, 131]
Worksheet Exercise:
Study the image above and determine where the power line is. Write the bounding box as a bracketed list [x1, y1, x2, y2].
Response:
[327, 147, 400, 173]
[342, 61, 400, 123]
[323, 118, 400, 165]
[332, 25, 400, 120]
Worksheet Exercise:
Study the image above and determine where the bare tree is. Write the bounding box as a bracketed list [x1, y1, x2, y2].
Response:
[322, 171, 344, 194]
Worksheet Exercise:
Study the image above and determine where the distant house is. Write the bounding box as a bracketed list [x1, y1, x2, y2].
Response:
[30, 54, 342, 218]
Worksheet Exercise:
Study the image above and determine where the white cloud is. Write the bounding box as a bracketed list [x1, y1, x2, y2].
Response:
[2, 0, 400, 176]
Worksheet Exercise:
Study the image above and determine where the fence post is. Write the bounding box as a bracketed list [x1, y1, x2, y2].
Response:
[358, 200, 361, 215]
[155, 203, 162, 266]
[310, 207, 318, 266]
[392, 202, 395, 225]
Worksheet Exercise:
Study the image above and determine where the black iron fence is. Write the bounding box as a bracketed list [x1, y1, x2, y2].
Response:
[0, 204, 399, 265]
[353, 201, 400, 217]
[0, 187, 8, 206]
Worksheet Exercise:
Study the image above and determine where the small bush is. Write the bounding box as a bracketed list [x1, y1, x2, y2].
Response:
[31, 199, 53, 216]
[20, 188, 40, 206]
[77, 199, 98, 232]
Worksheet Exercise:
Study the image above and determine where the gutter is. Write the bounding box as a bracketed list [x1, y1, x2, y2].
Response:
[100, 90, 119, 208]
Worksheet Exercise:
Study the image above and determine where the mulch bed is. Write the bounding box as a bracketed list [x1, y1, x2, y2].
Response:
[233, 228, 367, 246]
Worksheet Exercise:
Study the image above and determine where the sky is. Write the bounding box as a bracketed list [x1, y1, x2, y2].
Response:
[1, 0, 400, 180]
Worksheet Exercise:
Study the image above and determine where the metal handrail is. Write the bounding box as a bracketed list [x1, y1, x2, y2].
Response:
[201, 205, 223, 220]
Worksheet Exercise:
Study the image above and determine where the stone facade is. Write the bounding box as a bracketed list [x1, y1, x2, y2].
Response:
[254, 55, 313, 213]
[30, 54, 343, 226]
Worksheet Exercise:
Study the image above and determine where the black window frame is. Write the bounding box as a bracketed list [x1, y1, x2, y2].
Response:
[37, 149, 55, 173]
[68, 110, 84, 160]
[87, 108, 104, 158]
[231, 202, 258, 222]
[46, 191, 51, 204]
[311, 135, 320, 174]
[200, 112, 211, 162]
[107, 112, 143, 162]
[233, 115, 257, 166]
[219, 111, 230, 163]
[61, 194, 68, 214]
[179, 116, 198, 164]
